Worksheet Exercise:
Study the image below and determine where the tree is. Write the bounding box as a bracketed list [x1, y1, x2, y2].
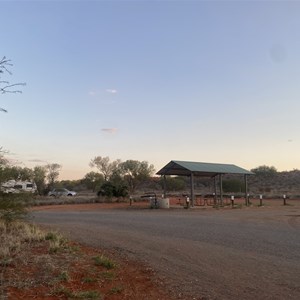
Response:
[33, 166, 47, 195]
[1, 166, 33, 181]
[222, 179, 244, 193]
[1, 56, 25, 112]
[89, 156, 121, 182]
[119, 160, 155, 194]
[251, 165, 277, 176]
[0, 147, 8, 184]
[162, 176, 186, 191]
[46, 163, 62, 189]
[18, 167, 34, 181]
[97, 181, 128, 199]
[82, 171, 104, 191]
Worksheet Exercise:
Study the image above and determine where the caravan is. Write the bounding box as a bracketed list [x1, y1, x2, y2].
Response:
[1, 180, 37, 194]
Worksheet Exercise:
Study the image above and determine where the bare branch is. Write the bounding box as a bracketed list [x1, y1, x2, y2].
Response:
[1, 56, 25, 113]
[1, 82, 26, 94]
[0, 56, 13, 75]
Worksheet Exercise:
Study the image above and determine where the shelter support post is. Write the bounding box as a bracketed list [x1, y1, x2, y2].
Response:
[244, 174, 248, 206]
[163, 175, 166, 198]
[214, 176, 217, 206]
[190, 173, 195, 207]
[219, 174, 223, 206]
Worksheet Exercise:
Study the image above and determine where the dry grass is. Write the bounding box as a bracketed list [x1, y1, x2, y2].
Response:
[0, 220, 46, 260]
[0, 219, 172, 300]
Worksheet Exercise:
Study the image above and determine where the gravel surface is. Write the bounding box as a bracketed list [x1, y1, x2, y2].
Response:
[32, 205, 300, 300]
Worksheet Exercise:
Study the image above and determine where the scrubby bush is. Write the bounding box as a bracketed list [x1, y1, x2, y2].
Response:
[223, 179, 245, 193]
[97, 182, 128, 198]
[160, 176, 186, 191]
[0, 193, 32, 224]
[251, 165, 277, 176]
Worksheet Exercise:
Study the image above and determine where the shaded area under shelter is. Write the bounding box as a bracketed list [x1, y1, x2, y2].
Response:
[157, 160, 254, 207]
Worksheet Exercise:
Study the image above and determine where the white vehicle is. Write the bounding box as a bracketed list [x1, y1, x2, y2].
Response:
[1, 180, 37, 194]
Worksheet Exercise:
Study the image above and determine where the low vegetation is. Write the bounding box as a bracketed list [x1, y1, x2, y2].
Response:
[0, 193, 171, 299]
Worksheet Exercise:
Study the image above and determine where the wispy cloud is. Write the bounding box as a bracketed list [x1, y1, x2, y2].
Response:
[88, 89, 118, 98]
[101, 128, 118, 134]
[7, 158, 23, 165]
[28, 159, 47, 163]
[106, 89, 117, 94]
[89, 91, 96, 96]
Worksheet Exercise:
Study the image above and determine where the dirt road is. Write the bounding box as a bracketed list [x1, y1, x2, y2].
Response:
[32, 204, 300, 299]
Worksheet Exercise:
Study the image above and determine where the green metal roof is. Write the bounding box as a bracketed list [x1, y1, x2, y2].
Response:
[156, 160, 254, 177]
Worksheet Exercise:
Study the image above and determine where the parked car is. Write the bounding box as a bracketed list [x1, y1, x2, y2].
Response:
[48, 188, 77, 197]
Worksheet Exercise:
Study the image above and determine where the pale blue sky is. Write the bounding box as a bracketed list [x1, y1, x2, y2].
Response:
[1, 0, 300, 179]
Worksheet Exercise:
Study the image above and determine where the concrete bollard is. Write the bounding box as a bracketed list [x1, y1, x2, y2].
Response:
[283, 194, 287, 206]
[231, 195, 234, 208]
[185, 197, 190, 209]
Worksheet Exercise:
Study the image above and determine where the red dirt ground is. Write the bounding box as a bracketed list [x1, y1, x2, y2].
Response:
[3, 236, 174, 300]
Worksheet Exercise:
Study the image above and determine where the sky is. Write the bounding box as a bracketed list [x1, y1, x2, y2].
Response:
[1, 0, 300, 180]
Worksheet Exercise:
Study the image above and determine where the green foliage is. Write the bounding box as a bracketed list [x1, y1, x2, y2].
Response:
[119, 160, 155, 193]
[0, 166, 34, 181]
[89, 157, 155, 194]
[97, 182, 128, 198]
[58, 270, 69, 282]
[33, 166, 47, 195]
[92, 255, 116, 269]
[97, 182, 115, 198]
[82, 171, 104, 191]
[0, 221, 46, 263]
[45, 231, 60, 241]
[0, 193, 31, 224]
[89, 156, 120, 182]
[46, 163, 62, 189]
[56, 179, 81, 191]
[0, 159, 63, 196]
[222, 179, 245, 193]
[0, 152, 8, 185]
[109, 286, 123, 294]
[162, 176, 186, 191]
[46, 231, 68, 254]
[251, 165, 277, 176]
[76, 290, 102, 299]
[82, 277, 97, 283]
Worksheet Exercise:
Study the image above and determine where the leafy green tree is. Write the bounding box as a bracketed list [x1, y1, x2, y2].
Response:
[46, 163, 62, 189]
[89, 156, 121, 181]
[97, 181, 128, 198]
[33, 166, 47, 195]
[2, 166, 22, 180]
[18, 167, 34, 181]
[0, 147, 8, 184]
[83, 171, 104, 191]
[251, 165, 277, 176]
[162, 176, 186, 191]
[119, 160, 155, 194]
[222, 179, 244, 193]
[97, 182, 116, 198]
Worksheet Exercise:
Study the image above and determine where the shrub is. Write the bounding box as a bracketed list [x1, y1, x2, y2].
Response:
[97, 182, 128, 198]
[222, 179, 245, 193]
[93, 255, 116, 269]
[0, 193, 32, 224]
